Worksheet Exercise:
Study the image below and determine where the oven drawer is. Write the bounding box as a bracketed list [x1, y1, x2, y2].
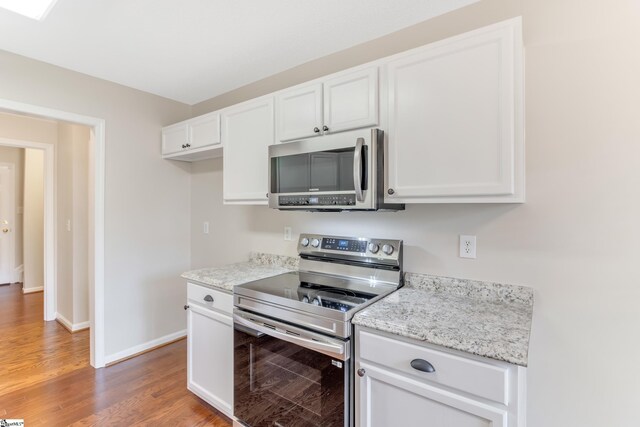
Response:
[357, 329, 509, 405]
[187, 282, 233, 315]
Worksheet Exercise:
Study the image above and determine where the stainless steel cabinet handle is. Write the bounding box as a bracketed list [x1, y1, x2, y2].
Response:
[204, 295, 214, 303]
[387, 188, 395, 195]
[353, 137, 365, 202]
[313, 127, 320, 133]
[357, 368, 366, 377]
[322, 125, 329, 132]
[411, 358, 436, 373]
[184, 305, 189, 310]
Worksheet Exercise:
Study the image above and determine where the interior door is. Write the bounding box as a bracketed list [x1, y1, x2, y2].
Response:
[0, 163, 16, 284]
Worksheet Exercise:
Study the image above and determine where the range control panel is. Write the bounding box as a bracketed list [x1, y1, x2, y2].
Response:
[321, 238, 367, 253]
[297, 233, 403, 263]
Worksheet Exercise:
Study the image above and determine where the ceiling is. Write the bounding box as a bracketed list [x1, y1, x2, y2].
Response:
[0, 0, 477, 105]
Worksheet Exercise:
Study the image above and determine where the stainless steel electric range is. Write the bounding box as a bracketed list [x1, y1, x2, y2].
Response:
[233, 233, 403, 427]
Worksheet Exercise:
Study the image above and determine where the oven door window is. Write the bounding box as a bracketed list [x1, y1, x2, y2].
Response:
[234, 327, 348, 427]
[271, 148, 356, 194]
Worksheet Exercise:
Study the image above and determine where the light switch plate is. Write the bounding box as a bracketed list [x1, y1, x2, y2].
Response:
[284, 226, 292, 241]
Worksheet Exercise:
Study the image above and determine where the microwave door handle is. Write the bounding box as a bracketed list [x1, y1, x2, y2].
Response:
[353, 137, 365, 202]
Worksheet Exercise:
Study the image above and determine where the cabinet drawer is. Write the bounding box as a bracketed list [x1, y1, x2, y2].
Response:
[187, 282, 233, 315]
[358, 329, 509, 405]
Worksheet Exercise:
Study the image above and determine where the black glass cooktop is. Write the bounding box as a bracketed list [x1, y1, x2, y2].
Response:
[235, 271, 380, 313]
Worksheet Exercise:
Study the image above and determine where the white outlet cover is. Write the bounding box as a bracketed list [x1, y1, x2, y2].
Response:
[459, 235, 477, 259]
[203, 221, 210, 234]
[284, 226, 292, 241]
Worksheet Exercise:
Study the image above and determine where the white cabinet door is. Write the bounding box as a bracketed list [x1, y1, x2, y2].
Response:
[276, 83, 323, 142]
[162, 122, 189, 155]
[385, 18, 524, 203]
[189, 111, 221, 150]
[276, 67, 379, 142]
[323, 67, 378, 134]
[222, 96, 274, 204]
[187, 303, 234, 418]
[357, 361, 507, 427]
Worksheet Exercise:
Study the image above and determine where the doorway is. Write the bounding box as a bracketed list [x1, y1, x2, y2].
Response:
[0, 161, 16, 284]
[0, 98, 105, 368]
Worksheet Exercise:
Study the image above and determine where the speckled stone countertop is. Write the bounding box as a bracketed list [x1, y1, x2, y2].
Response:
[353, 273, 534, 367]
[181, 252, 298, 292]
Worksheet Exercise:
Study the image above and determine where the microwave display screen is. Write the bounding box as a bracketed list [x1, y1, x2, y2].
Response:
[271, 148, 357, 194]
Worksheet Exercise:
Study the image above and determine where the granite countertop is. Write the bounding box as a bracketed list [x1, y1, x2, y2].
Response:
[183, 253, 533, 366]
[352, 273, 533, 367]
[181, 252, 299, 292]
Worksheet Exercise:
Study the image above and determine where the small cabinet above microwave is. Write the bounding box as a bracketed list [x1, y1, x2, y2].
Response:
[276, 67, 379, 143]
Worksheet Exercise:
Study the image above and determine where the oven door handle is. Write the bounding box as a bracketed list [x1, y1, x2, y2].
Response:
[234, 312, 349, 361]
[353, 137, 365, 202]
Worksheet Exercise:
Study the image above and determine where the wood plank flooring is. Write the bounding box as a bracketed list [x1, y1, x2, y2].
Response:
[0, 283, 232, 426]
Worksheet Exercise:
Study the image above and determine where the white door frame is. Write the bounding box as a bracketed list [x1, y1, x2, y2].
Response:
[0, 162, 16, 284]
[0, 99, 106, 369]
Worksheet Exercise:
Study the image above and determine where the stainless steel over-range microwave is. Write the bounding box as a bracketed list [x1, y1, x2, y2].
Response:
[268, 128, 404, 211]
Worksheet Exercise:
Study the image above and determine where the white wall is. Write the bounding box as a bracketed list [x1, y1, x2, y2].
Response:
[190, 1, 640, 426]
[0, 50, 192, 357]
[55, 121, 91, 325]
[71, 124, 90, 324]
[23, 148, 44, 292]
[0, 145, 24, 273]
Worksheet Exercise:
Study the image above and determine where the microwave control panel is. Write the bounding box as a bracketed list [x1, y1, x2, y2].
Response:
[279, 194, 356, 207]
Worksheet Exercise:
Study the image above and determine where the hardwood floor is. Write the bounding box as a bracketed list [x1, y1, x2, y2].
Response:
[0, 283, 232, 426]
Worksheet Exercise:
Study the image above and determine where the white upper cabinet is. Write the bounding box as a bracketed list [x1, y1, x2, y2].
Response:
[222, 96, 274, 204]
[189, 112, 221, 150]
[162, 122, 189, 155]
[276, 83, 323, 142]
[384, 17, 524, 203]
[162, 111, 221, 161]
[323, 67, 378, 134]
[276, 66, 379, 142]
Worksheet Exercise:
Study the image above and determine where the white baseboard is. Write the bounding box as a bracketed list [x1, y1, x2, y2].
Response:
[55, 313, 90, 332]
[23, 286, 44, 294]
[104, 329, 187, 366]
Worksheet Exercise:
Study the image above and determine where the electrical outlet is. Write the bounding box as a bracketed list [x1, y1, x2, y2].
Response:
[459, 235, 477, 259]
[284, 226, 292, 241]
[203, 221, 209, 234]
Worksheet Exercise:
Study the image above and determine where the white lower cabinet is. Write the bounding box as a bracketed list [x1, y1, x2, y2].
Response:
[355, 327, 526, 427]
[186, 283, 234, 418]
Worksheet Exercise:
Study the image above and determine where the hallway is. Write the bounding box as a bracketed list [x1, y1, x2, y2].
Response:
[0, 283, 231, 426]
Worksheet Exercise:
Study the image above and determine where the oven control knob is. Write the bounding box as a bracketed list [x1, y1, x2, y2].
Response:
[312, 298, 321, 306]
[368, 243, 380, 254]
[311, 238, 320, 248]
[300, 237, 310, 247]
[302, 296, 309, 303]
[382, 244, 395, 255]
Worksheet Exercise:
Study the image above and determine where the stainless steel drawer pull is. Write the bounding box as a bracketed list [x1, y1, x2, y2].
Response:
[203, 295, 214, 303]
[411, 358, 436, 373]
